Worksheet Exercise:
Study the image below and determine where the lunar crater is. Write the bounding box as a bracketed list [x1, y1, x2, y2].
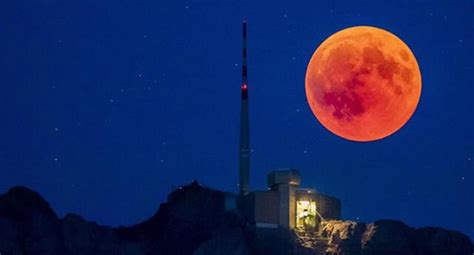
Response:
[323, 90, 365, 121]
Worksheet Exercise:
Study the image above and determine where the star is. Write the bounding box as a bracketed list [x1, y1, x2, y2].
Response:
[109, 99, 115, 103]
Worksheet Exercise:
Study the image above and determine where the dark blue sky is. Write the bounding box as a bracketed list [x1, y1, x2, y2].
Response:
[1, 0, 473, 238]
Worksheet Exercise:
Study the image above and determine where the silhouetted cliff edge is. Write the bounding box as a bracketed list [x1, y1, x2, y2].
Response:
[0, 183, 472, 255]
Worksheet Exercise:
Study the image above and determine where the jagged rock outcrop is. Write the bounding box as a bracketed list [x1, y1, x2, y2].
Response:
[320, 220, 473, 255]
[0, 184, 472, 255]
[0, 186, 152, 255]
[0, 186, 65, 254]
[117, 180, 229, 254]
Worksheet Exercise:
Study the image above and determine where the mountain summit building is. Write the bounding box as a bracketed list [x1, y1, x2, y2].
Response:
[234, 21, 341, 230]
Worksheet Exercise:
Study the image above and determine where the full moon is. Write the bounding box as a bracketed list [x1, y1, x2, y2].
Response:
[305, 26, 421, 142]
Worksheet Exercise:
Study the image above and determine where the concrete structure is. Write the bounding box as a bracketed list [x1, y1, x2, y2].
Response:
[241, 169, 341, 230]
[236, 21, 341, 231]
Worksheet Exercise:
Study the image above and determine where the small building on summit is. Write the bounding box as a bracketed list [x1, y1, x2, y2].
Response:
[240, 169, 341, 230]
[234, 21, 341, 230]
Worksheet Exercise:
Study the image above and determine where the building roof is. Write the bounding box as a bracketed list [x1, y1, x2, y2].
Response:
[267, 168, 301, 188]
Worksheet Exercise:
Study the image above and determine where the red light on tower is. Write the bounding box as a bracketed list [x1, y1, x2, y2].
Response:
[241, 83, 248, 100]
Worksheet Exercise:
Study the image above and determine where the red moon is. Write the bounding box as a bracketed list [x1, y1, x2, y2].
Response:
[305, 26, 422, 142]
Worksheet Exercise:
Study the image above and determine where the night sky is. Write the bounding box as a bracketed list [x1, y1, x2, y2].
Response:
[1, 0, 473, 239]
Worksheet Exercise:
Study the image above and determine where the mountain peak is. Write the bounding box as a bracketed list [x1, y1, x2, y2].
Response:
[0, 186, 57, 221]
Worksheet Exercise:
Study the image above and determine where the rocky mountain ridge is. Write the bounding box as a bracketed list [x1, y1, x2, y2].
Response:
[0, 183, 472, 255]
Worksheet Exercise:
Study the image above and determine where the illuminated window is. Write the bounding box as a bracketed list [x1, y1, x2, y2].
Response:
[296, 200, 317, 228]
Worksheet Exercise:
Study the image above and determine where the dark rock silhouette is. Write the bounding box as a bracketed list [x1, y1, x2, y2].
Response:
[0, 186, 65, 254]
[0, 184, 472, 255]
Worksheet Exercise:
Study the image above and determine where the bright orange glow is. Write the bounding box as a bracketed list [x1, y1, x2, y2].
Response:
[305, 26, 422, 142]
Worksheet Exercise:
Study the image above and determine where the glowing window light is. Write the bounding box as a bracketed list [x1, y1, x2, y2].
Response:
[296, 200, 317, 228]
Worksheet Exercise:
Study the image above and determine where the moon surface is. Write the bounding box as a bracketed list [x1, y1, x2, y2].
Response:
[305, 26, 421, 142]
